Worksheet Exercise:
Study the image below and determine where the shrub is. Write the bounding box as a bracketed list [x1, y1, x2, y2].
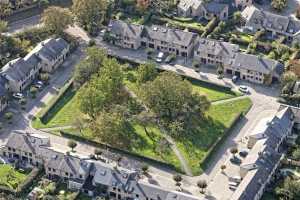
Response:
[4, 112, 13, 121]
[19, 98, 27, 105]
[88, 39, 96, 47]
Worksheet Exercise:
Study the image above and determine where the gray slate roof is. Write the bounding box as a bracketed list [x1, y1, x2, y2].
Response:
[232, 53, 284, 77]
[177, 0, 202, 12]
[143, 25, 197, 46]
[6, 132, 36, 154]
[242, 6, 300, 35]
[195, 37, 239, 65]
[1, 54, 40, 82]
[203, 1, 227, 14]
[109, 20, 144, 39]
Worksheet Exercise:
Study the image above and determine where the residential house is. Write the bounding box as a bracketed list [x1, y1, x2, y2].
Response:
[31, 38, 70, 73]
[177, 0, 251, 20]
[0, 38, 69, 92]
[226, 53, 284, 84]
[141, 25, 197, 57]
[177, 0, 229, 20]
[42, 149, 91, 190]
[108, 20, 197, 57]
[1, 54, 42, 92]
[231, 107, 295, 200]
[241, 5, 300, 42]
[108, 20, 284, 84]
[193, 37, 239, 68]
[0, 132, 50, 167]
[0, 131, 202, 200]
[108, 20, 144, 50]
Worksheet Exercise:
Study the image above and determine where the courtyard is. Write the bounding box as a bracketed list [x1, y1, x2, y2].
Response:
[31, 67, 252, 175]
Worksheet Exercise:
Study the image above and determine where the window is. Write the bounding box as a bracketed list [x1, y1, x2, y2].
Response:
[29, 153, 32, 157]
[48, 168, 51, 171]
[65, 172, 69, 176]
[8, 147, 11, 151]
[12, 149, 15, 152]
[53, 169, 56, 172]
[79, 175, 83, 179]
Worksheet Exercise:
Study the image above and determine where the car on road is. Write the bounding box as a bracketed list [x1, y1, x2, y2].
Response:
[33, 81, 44, 89]
[230, 176, 242, 183]
[165, 54, 175, 64]
[156, 52, 165, 63]
[12, 93, 24, 99]
[230, 157, 242, 165]
[232, 75, 239, 83]
[239, 150, 249, 158]
[228, 181, 239, 190]
[239, 85, 250, 94]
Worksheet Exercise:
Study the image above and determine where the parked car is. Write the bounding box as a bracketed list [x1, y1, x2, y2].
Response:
[232, 75, 239, 83]
[229, 181, 239, 187]
[239, 150, 249, 158]
[12, 93, 24, 99]
[165, 54, 175, 64]
[239, 85, 250, 94]
[230, 176, 242, 183]
[156, 52, 165, 63]
[230, 157, 241, 165]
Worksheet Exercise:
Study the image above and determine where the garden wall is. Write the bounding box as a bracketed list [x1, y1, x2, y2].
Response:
[59, 130, 178, 172]
[200, 103, 252, 170]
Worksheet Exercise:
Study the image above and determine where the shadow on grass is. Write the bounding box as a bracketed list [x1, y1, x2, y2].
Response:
[174, 116, 226, 174]
[41, 87, 76, 124]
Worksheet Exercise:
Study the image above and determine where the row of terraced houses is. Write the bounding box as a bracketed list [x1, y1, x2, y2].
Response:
[0, 131, 200, 200]
[107, 19, 284, 86]
[0, 38, 69, 113]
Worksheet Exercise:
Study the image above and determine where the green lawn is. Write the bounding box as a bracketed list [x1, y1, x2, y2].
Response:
[176, 98, 252, 175]
[125, 70, 241, 102]
[32, 69, 251, 175]
[190, 79, 241, 102]
[0, 164, 30, 190]
[32, 88, 81, 129]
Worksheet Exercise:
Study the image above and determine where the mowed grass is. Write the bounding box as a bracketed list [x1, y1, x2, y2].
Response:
[32, 88, 81, 129]
[32, 69, 251, 175]
[176, 98, 252, 175]
[125, 70, 241, 102]
[0, 164, 30, 190]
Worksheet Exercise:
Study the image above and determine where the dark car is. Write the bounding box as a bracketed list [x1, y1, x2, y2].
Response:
[230, 157, 242, 165]
[239, 150, 249, 158]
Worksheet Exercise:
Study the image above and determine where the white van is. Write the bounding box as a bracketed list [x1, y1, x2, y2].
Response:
[156, 52, 164, 63]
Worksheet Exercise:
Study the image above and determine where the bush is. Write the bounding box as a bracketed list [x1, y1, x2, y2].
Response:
[19, 98, 27, 105]
[88, 39, 96, 47]
[4, 112, 13, 121]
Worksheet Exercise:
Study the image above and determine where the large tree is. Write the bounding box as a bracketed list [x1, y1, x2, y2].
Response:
[41, 6, 73, 34]
[271, 0, 287, 11]
[73, 47, 107, 87]
[0, 20, 7, 34]
[79, 58, 124, 119]
[136, 62, 158, 84]
[91, 106, 129, 147]
[72, 0, 108, 34]
[141, 72, 210, 125]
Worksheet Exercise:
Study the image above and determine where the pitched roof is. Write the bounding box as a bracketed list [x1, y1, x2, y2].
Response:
[108, 20, 144, 39]
[203, 1, 228, 14]
[242, 5, 300, 35]
[232, 53, 284, 76]
[195, 37, 238, 65]
[177, 0, 202, 11]
[1, 54, 41, 82]
[143, 25, 197, 46]
[6, 132, 37, 154]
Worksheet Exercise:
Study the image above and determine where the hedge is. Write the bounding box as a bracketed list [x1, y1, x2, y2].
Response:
[59, 130, 178, 171]
[39, 80, 74, 123]
[16, 167, 43, 196]
[200, 102, 253, 170]
[201, 17, 218, 38]
[0, 167, 43, 197]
